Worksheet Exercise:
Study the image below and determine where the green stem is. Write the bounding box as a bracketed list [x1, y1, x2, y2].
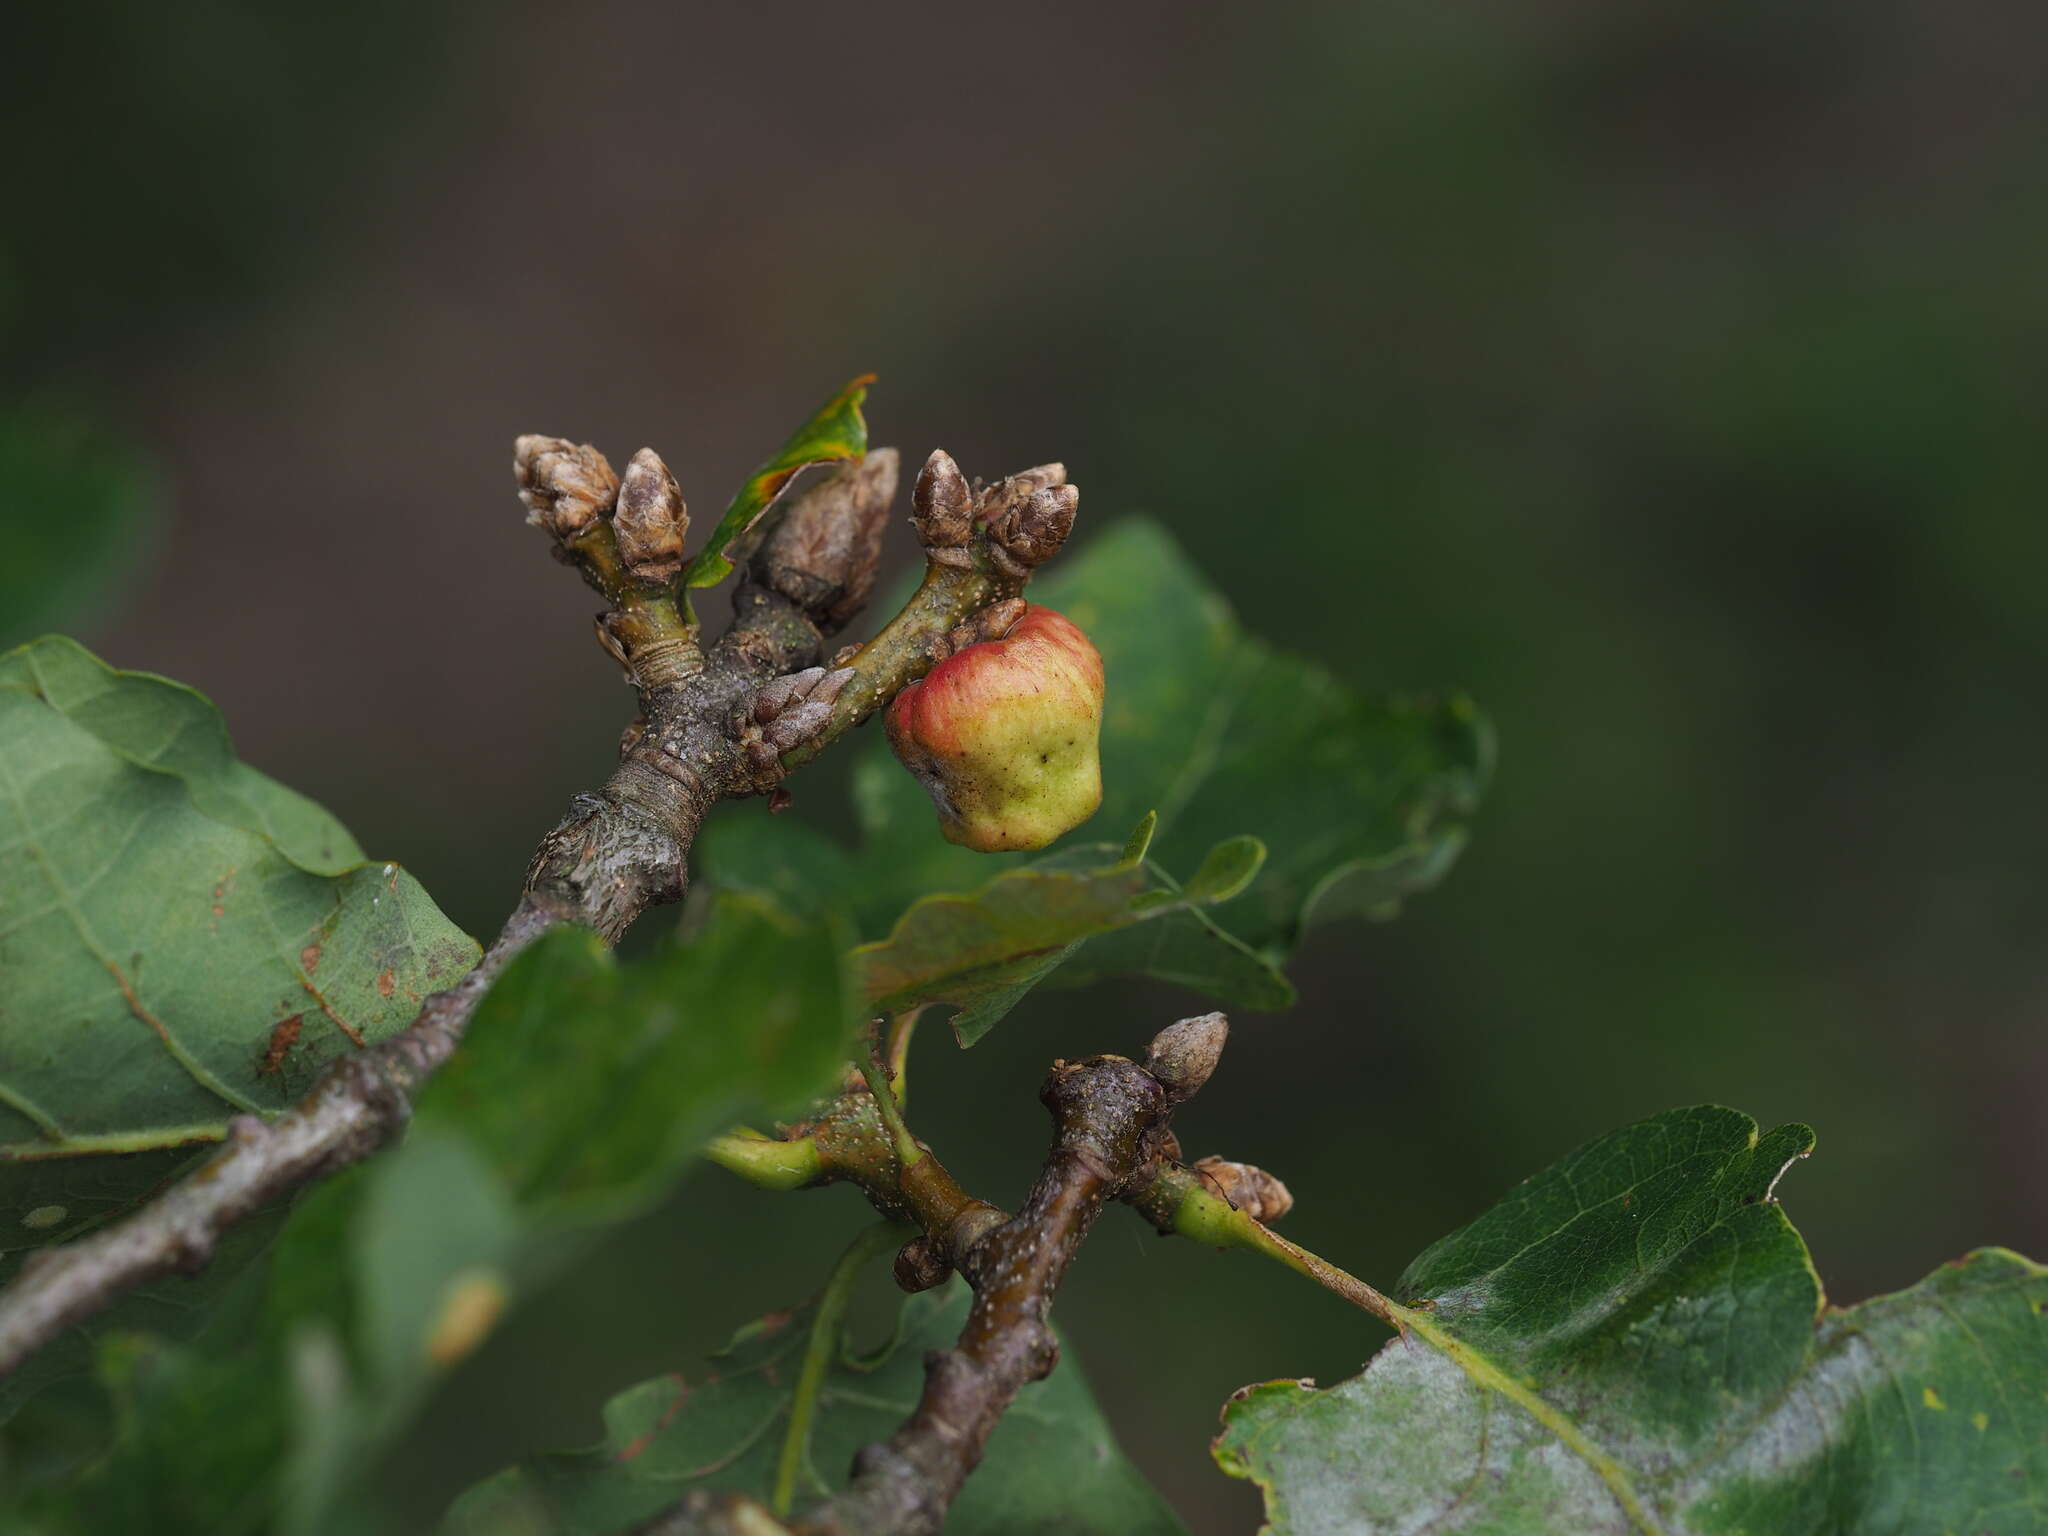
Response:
[1140, 1166, 1398, 1327]
[704, 1128, 823, 1191]
[772, 1222, 912, 1516]
[859, 1054, 922, 1169]
[780, 559, 1000, 769]
[884, 1007, 924, 1111]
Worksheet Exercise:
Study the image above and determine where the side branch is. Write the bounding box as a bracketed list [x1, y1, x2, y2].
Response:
[724, 1014, 1222, 1536]
[798, 1050, 1180, 1534]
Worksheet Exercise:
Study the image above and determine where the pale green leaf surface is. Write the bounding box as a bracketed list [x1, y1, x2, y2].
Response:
[850, 827, 1266, 1045]
[444, 1279, 1185, 1536]
[9, 894, 863, 1528]
[0, 637, 478, 1238]
[1215, 1105, 2048, 1535]
[414, 896, 861, 1224]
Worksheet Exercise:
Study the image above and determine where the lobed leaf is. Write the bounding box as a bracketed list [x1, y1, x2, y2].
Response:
[1214, 1104, 2048, 1535]
[444, 1277, 1185, 1536]
[8, 893, 863, 1530]
[0, 637, 478, 1239]
[679, 375, 873, 589]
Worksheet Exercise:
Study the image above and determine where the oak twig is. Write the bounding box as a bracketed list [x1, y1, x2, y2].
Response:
[0, 438, 1078, 1384]
[671, 1014, 1228, 1536]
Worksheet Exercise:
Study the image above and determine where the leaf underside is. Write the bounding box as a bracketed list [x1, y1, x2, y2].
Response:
[1215, 1104, 2048, 1536]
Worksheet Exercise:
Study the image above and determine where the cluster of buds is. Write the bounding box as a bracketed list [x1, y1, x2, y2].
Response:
[910, 450, 1080, 581]
[513, 435, 691, 590]
[739, 664, 857, 781]
[514, 435, 618, 542]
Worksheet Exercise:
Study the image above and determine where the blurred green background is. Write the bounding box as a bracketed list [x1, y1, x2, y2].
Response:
[7, 4, 2044, 1530]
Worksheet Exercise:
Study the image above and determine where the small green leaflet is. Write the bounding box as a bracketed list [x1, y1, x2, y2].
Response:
[1214, 1104, 2048, 1535]
[445, 1277, 1185, 1536]
[850, 815, 1268, 1045]
[679, 374, 873, 589]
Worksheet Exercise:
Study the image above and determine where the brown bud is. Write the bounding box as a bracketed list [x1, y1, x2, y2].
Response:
[761, 700, 834, 754]
[934, 596, 1028, 661]
[751, 665, 852, 724]
[614, 448, 689, 585]
[912, 448, 974, 549]
[515, 435, 617, 539]
[893, 1235, 953, 1293]
[1144, 1012, 1228, 1104]
[753, 666, 827, 724]
[1193, 1156, 1293, 1224]
[980, 463, 1067, 515]
[752, 449, 900, 630]
[988, 482, 1079, 572]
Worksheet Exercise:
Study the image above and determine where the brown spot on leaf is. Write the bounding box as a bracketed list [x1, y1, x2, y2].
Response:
[614, 1374, 690, 1463]
[299, 978, 367, 1048]
[301, 943, 321, 974]
[376, 970, 395, 998]
[259, 1015, 304, 1075]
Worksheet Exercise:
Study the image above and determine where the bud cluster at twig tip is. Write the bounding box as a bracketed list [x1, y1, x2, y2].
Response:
[909, 450, 1080, 576]
[1193, 1155, 1294, 1224]
[980, 463, 1076, 575]
[1144, 1012, 1229, 1104]
[614, 448, 689, 585]
[514, 435, 618, 540]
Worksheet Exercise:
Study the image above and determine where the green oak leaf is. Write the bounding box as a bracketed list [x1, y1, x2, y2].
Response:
[680, 374, 872, 590]
[1213, 1104, 2048, 1535]
[0, 637, 479, 1240]
[850, 519, 1492, 945]
[444, 1277, 1184, 1536]
[8, 893, 862, 1530]
[414, 897, 861, 1225]
[701, 517, 1488, 1041]
[851, 820, 1268, 1045]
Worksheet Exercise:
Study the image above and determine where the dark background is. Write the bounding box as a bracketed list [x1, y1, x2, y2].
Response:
[7, 4, 2045, 1531]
